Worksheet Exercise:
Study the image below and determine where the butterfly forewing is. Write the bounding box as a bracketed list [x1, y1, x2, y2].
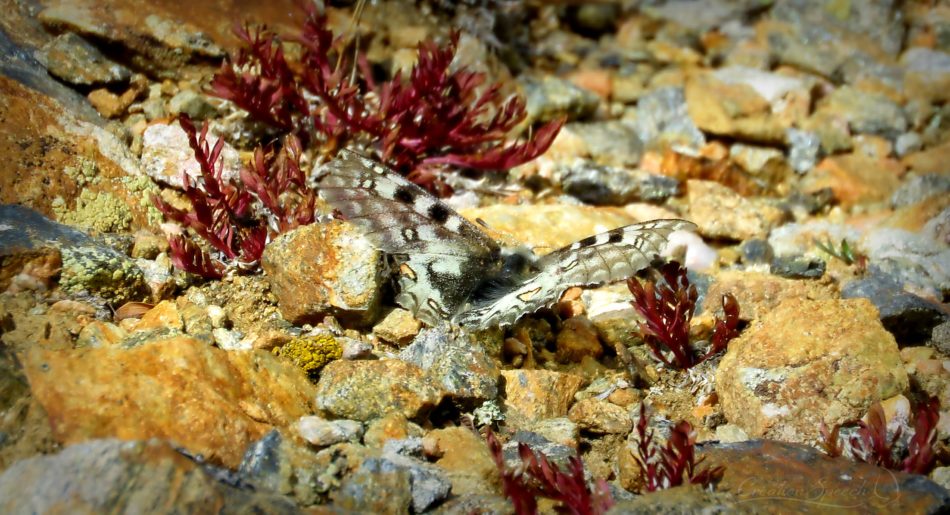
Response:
[320, 151, 500, 256]
[319, 150, 501, 325]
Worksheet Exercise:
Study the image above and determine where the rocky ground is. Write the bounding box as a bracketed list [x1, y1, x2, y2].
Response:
[1, 0, 950, 513]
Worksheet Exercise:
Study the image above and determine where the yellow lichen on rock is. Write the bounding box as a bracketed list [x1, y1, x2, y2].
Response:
[274, 334, 343, 376]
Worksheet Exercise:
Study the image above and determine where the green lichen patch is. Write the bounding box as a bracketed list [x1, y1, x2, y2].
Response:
[55, 190, 133, 234]
[59, 245, 149, 304]
[274, 334, 343, 377]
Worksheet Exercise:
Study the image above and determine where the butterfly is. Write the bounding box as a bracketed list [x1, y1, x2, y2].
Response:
[319, 150, 696, 330]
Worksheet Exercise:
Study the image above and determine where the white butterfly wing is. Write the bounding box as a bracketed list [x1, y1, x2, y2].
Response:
[319, 151, 501, 326]
[453, 219, 697, 329]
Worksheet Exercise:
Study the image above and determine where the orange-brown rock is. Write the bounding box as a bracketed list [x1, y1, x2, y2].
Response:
[702, 270, 839, 322]
[803, 152, 905, 206]
[21, 336, 316, 468]
[262, 221, 384, 326]
[424, 427, 498, 497]
[715, 298, 908, 443]
[501, 369, 585, 424]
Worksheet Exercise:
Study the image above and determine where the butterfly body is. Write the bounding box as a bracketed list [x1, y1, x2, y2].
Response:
[319, 150, 696, 329]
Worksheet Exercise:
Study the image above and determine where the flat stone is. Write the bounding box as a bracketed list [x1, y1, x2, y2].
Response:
[295, 416, 364, 447]
[21, 335, 316, 468]
[423, 427, 498, 498]
[629, 86, 706, 150]
[567, 397, 632, 434]
[0, 439, 299, 514]
[700, 440, 950, 513]
[40, 32, 131, 86]
[139, 122, 243, 189]
[315, 359, 443, 422]
[555, 316, 604, 363]
[685, 70, 786, 144]
[687, 180, 787, 240]
[715, 298, 908, 443]
[813, 85, 907, 139]
[560, 121, 643, 167]
[373, 308, 422, 346]
[521, 75, 600, 124]
[803, 152, 904, 206]
[561, 162, 680, 206]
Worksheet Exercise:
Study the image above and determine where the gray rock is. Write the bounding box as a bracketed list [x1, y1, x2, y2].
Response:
[399, 327, 500, 402]
[644, 0, 754, 32]
[786, 128, 821, 174]
[770, 255, 826, 279]
[895, 132, 924, 157]
[563, 121, 644, 167]
[168, 89, 217, 120]
[891, 174, 950, 208]
[332, 458, 413, 513]
[0, 438, 298, 513]
[629, 87, 706, 150]
[561, 162, 679, 206]
[815, 86, 908, 139]
[505, 432, 577, 469]
[903, 47, 950, 73]
[433, 494, 514, 515]
[37, 8, 223, 78]
[238, 430, 359, 505]
[931, 321, 950, 356]
[770, 0, 905, 73]
[841, 273, 948, 344]
[0, 205, 148, 303]
[740, 239, 774, 264]
[521, 75, 599, 123]
[336, 455, 452, 513]
[40, 32, 131, 86]
[862, 228, 950, 299]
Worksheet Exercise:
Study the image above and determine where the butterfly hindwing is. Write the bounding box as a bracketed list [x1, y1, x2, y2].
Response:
[319, 151, 501, 325]
[453, 219, 696, 328]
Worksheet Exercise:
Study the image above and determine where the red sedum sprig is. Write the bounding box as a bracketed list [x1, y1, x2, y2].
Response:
[486, 429, 614, 515]
[627, 262, 740, 369]
[633, 403, 724, 493]
[153, 115, 315, 278]
[822, 396, 940, 475]
[210, 6, 563, 194]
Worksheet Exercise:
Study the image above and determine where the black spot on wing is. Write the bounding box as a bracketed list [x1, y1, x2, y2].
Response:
[429, 203, 450, 223]
[394, 186, 416, 203]
[607, 230, 623, 243]
[578, 235, 598, 247]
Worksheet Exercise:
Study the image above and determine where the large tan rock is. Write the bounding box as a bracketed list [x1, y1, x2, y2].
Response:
[22, 336, 316, 468]
[715, 298, 908, 444]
